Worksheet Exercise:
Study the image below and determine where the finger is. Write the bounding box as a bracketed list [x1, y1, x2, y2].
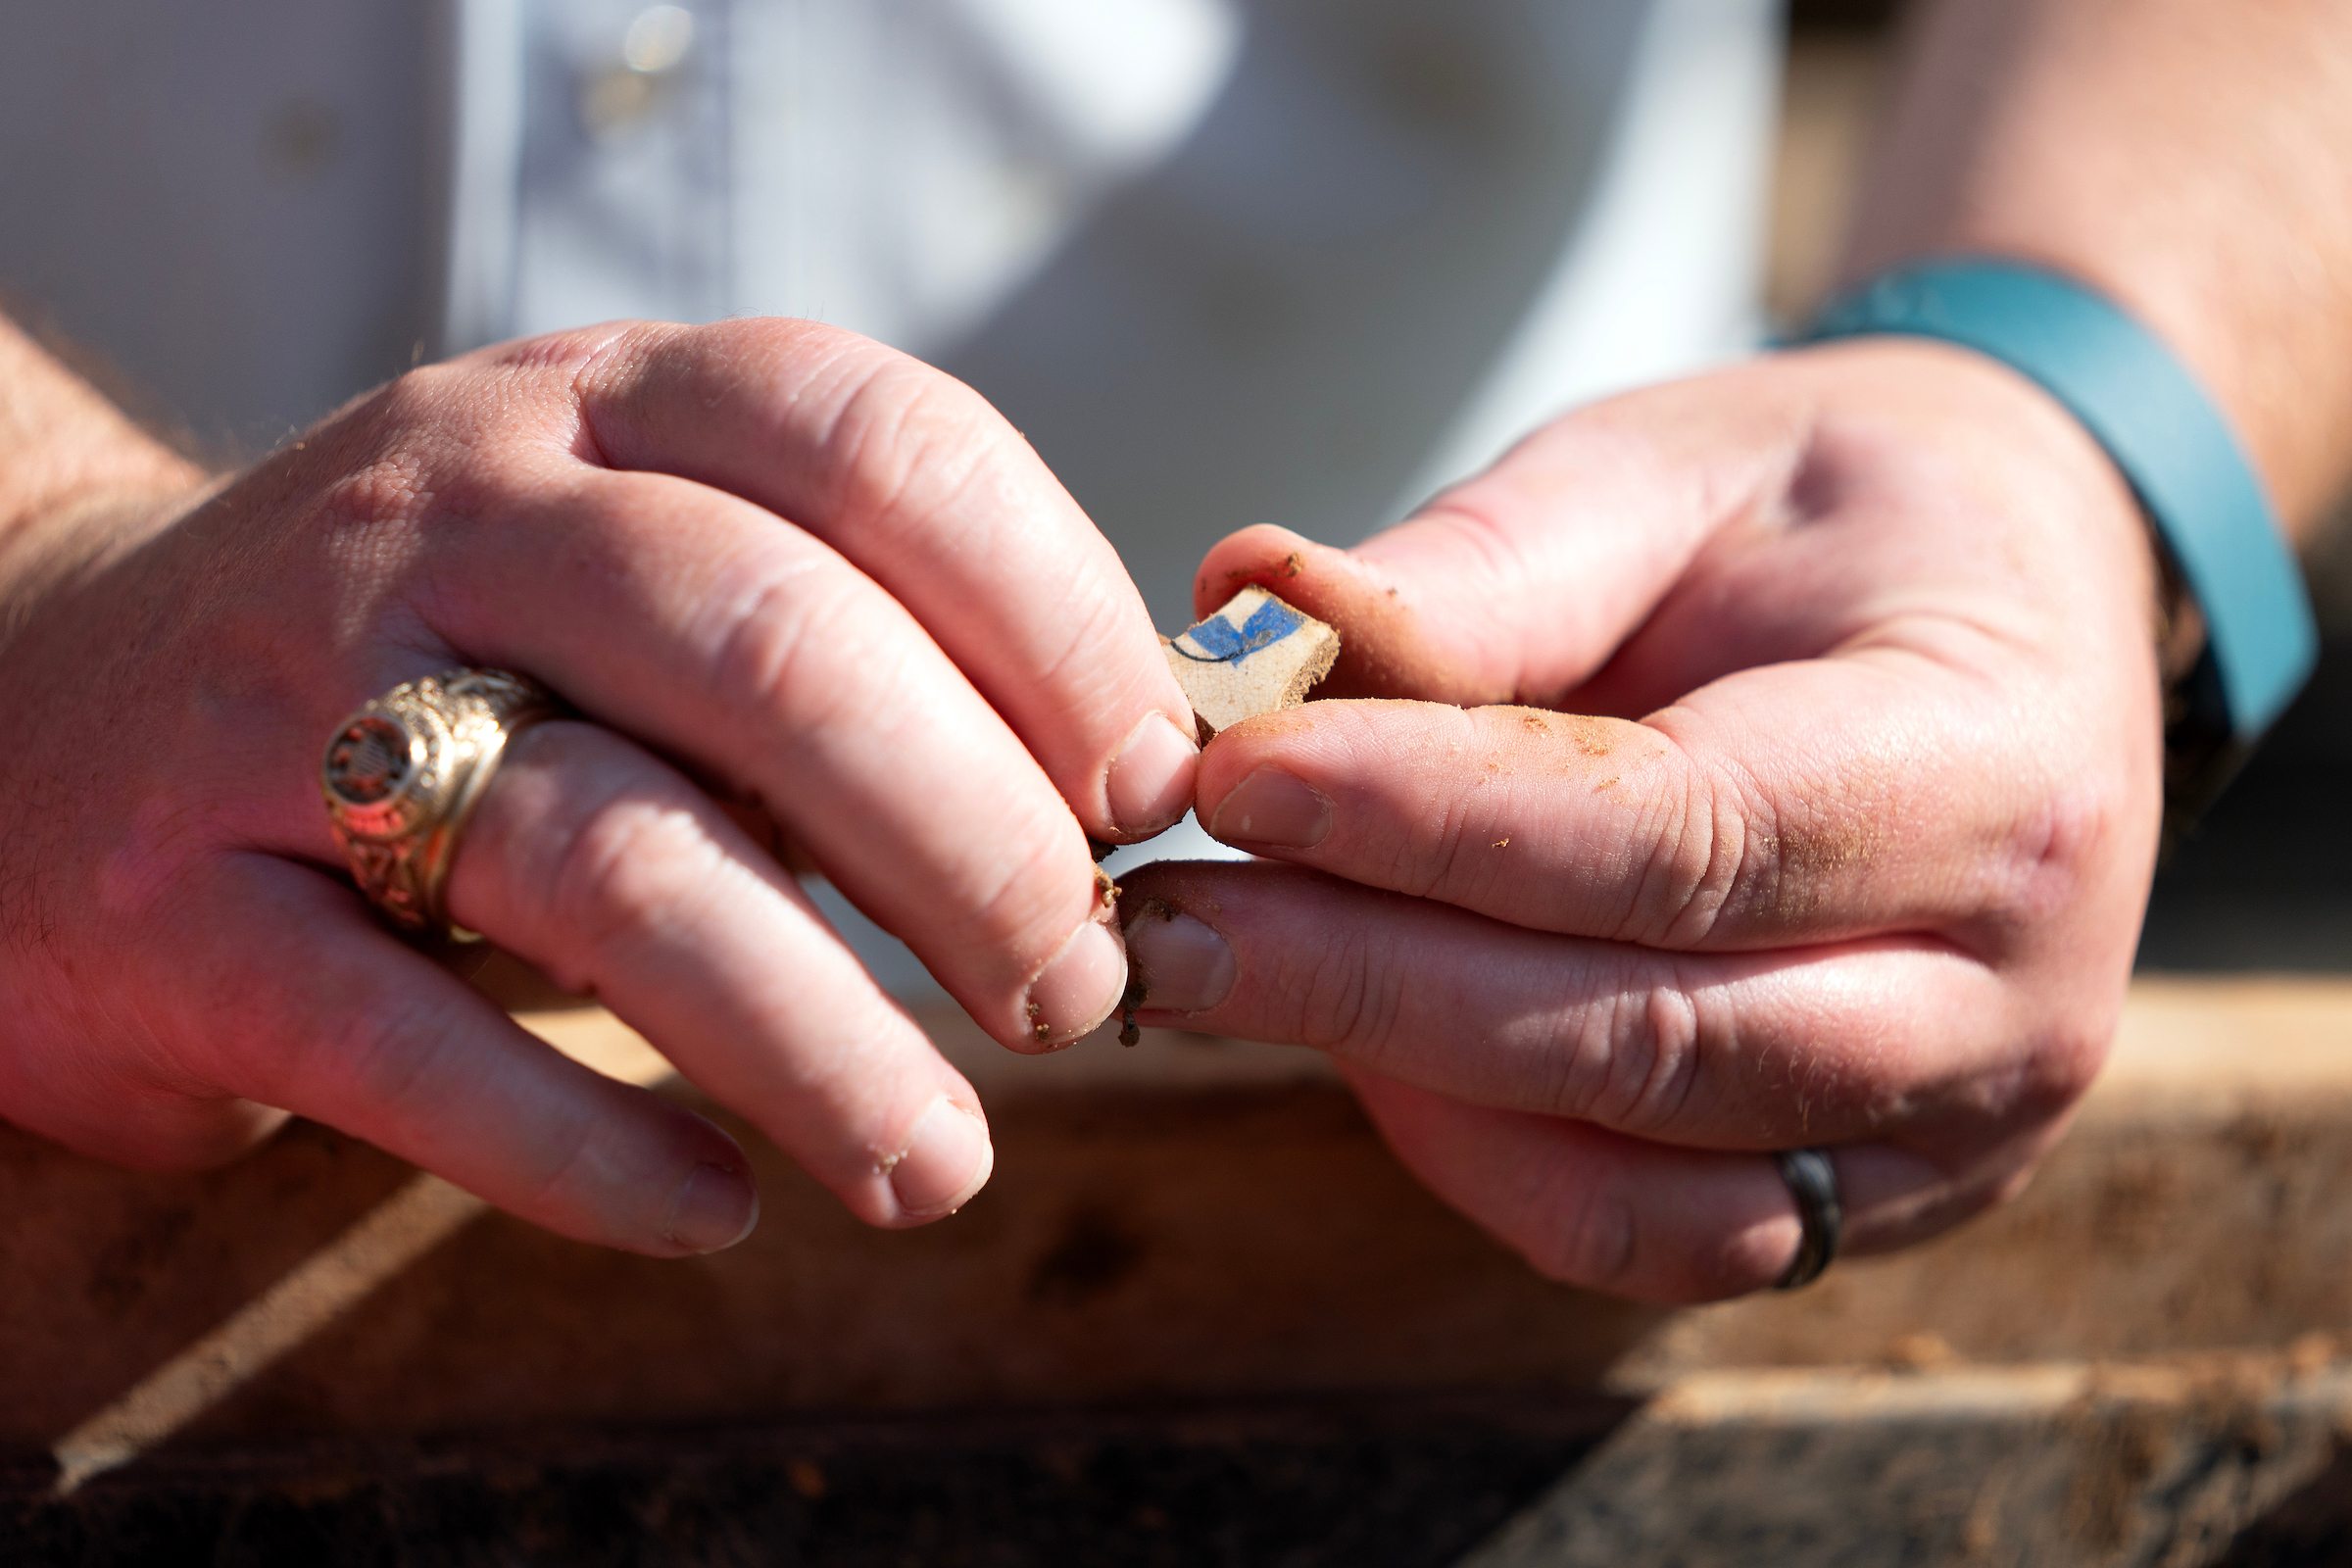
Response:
[448, 719, 996, 1227]
[1345, 1067, 2022, 1304]
[1190, 369, 1816, 705]
[1193, 661, 2051, 954]
[177, 855, 763, 1257]
[1115, 861, 2093, 1152]
[0, 1056, 288, 1176]
[564, 318, 1199, 840]
[419, 466, 1128, 1052]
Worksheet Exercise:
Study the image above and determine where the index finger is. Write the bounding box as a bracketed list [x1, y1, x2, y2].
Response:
[1194, 650, 2146, 958]
[569, 319, 1200, 841]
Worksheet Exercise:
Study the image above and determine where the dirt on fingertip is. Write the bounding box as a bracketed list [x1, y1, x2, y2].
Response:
[1113, 897, 1184, 1046]
[1116, 972, 1146, 1048]
[1123, 896, 1181, 929]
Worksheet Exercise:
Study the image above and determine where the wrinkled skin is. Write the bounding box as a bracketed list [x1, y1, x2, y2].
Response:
[0, 322, 2167, 1299]
[1123, 339, 2167, 1302]
[0, 318, 1201, 1253]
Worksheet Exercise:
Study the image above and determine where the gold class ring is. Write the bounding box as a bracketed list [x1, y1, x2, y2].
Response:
[319, 667, 564, 936]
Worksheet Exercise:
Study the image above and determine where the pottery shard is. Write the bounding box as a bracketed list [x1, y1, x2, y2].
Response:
[1162, 587, 1340, 741]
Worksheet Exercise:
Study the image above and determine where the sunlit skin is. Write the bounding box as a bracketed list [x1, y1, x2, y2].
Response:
[1124, 341, 2164, 1301]
[1120, 0, 2352, 1300]
[0, 318, 1198, 1252]
[2, 0, 2350, 1293]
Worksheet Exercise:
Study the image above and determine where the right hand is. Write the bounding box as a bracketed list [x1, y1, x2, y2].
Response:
[0, 318, 1198, 1252]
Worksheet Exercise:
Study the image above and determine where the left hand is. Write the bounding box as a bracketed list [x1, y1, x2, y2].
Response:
[1117, 340, 2169, 1302]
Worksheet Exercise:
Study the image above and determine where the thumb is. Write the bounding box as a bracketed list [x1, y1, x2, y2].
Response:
[1193, 373, 1812, 705]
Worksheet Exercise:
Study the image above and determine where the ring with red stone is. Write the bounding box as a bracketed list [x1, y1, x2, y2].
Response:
[319, 667, 564, 937]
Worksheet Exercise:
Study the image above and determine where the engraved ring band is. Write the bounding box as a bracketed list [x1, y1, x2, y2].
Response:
[319, 667, 564, 939]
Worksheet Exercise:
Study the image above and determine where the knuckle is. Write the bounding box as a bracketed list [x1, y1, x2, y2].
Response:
[1373, 708, 1485, 903]
[308, 991, 473, 1119]
[1412, 488, 1531, 579]
[949, 807, 1090, 963]
[695, 313, 868, 366]
[1620, 747, 1751, 948]
[308, 373, 505, 541]
[822, 354, 1010, 535]
[561, 320, 685, 445]
[501, 319, 662, 379]
[1394, 786, 1476, 902]
[1013, 587, 1131, 723]
[755, 315, 880, 371]
[1997, 771, 2134, 925]
[955, 808, 1082, 958]
[585, 316, 879, 434]
[314, 449, 436, 536]
[542, 785, 722, 967]
[1542, 976, 1706, 1137]
[709, 563, 1091, 968]
[507, 1111, 609, 1226]
[1294, 926, 1409, 1062]
[708, 564, 884, 736]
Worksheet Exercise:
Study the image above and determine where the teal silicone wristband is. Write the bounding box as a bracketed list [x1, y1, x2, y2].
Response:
[1804, 259, 2317, 818]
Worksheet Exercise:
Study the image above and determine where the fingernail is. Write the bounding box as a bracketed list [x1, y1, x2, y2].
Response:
[1123, 909, 1236, 1013]
[664, 1163, 760, 1254]
[887, 1095, 995, 1218]
[1024, 916, 1128, 1046]
[1105, 712, 1200, 837]
[1206, 765, 1331, 849]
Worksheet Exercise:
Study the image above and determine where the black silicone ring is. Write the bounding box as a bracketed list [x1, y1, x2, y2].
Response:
[1773, 1148, 1842, 1291]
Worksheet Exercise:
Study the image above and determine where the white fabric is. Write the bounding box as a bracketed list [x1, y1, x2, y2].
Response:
[4, 0, 1781, 611]
[1, 0, 1784, 997]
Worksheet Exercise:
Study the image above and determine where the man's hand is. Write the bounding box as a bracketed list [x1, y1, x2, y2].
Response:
[1120, 340, 2166, 1301]
[0, 318, 1200, 1252]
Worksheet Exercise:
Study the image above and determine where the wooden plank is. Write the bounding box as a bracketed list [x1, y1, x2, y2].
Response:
[3, 979, 2350, 1466]
[11, 1359, 2347, 1565]
[1467, 1356, 2352, 1567]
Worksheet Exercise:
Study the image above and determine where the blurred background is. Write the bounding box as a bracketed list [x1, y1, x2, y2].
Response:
[9, 5, 2351, 1565]
[1778, 0, 2352, 970]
